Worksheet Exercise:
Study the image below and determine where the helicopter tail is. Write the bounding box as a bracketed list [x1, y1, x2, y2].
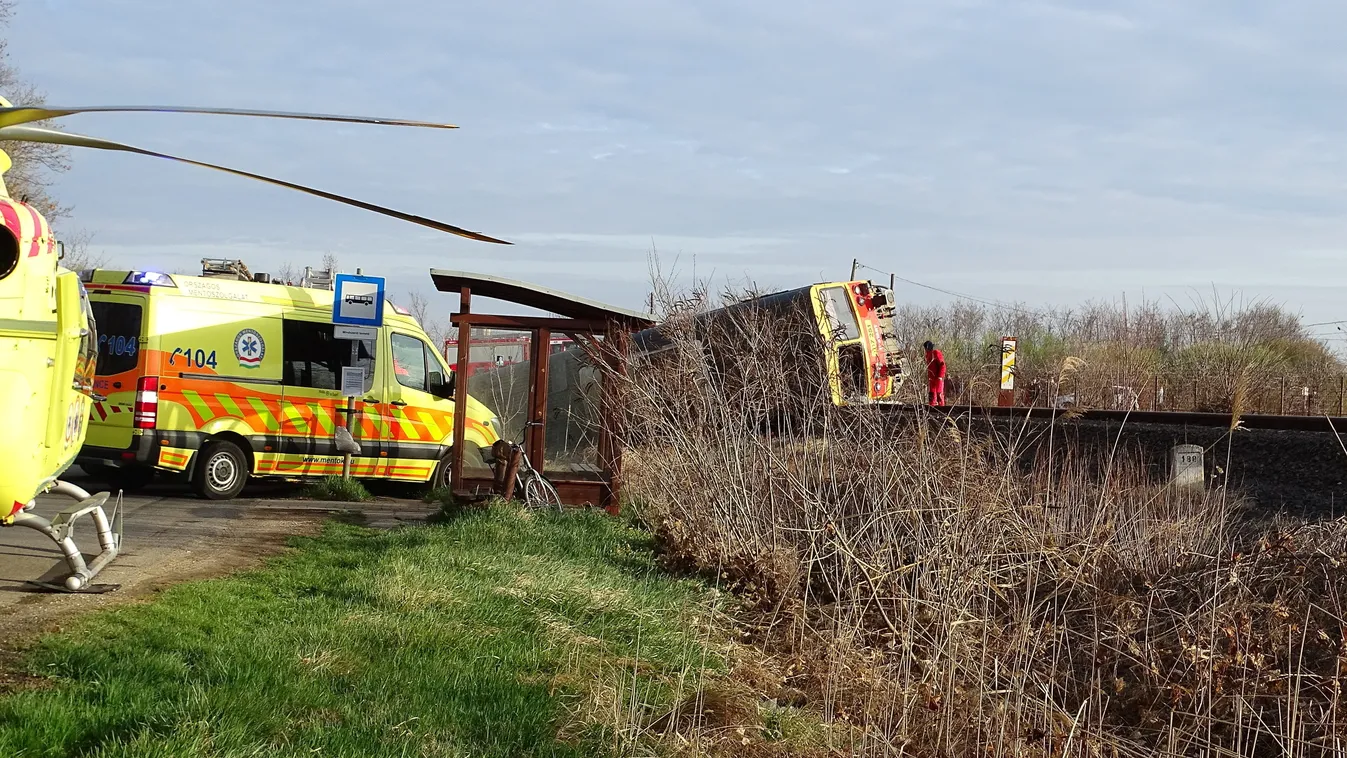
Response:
[11, 480, 122, 592]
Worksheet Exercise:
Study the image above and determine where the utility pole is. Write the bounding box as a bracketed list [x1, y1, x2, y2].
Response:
[850, 258, 858, 280]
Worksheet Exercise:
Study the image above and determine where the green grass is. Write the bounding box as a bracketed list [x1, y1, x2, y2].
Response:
[0, 504, 727, 757]
[422, 485, 456, 506]
[301, 474, 373, 502]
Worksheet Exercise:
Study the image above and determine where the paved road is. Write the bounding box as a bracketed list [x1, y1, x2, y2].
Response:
[0, 469, 433, 638]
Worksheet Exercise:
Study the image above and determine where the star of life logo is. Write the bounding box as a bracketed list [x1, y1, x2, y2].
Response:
[234, 328, 265, 369]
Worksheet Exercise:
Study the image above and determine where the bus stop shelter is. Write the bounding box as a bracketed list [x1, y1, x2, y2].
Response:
[430, 269, 655, 512]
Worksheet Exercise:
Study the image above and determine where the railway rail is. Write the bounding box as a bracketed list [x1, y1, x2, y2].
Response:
[882, 403, 1347, 434]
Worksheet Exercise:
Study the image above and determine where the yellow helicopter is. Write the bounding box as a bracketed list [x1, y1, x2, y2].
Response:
[0, 99, 509, 591]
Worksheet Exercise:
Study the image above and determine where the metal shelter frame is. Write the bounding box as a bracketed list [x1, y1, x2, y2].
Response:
[430, 270, 655, 512]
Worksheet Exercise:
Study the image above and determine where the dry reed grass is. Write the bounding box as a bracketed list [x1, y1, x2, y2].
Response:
[598, 280, 1347, 756]
[893, 290, 1345, 413]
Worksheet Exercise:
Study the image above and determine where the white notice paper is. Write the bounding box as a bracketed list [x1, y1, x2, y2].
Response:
[340, 366, 366, 397]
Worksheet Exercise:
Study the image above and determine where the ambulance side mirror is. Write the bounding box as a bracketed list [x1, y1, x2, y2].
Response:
[428, 370, 452, 399]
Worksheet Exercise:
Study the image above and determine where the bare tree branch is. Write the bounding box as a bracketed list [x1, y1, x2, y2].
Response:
[57, 228, 109, 271]
[0, 3, 72, 223]
[270, 261, 301, 285]
[407, 290, 429, 325]
[406, 290, 448, 346]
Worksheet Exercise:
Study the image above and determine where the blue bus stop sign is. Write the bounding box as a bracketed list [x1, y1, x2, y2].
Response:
[333, 273, 386, 327]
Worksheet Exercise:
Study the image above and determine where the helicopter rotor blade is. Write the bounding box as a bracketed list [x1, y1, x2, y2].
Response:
[0, 125, 510, 245]
[0, 105, 458, 130]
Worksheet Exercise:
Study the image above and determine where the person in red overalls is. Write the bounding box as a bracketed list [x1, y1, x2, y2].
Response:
[923, 340, 946, 407]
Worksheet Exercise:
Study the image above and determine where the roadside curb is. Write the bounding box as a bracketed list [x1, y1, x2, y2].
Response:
[243, 498, 432, 510]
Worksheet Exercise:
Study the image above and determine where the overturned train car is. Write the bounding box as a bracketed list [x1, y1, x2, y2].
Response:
[463, 279, 909, 462]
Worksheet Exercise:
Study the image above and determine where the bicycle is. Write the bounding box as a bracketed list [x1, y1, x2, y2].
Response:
[499, 421, 564, 513]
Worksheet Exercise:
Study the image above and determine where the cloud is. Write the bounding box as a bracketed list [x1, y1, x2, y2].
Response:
[9, 0, 1347, 328]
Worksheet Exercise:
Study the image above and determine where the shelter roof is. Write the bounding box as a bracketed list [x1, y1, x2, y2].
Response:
[429, 269, 656, 328]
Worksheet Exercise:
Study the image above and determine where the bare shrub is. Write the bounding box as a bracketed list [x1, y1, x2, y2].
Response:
[607, 280, 1347, 756]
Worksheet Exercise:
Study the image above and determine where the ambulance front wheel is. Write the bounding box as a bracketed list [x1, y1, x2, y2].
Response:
[192, 439, 249, 500]
[430, 452, 453, 491]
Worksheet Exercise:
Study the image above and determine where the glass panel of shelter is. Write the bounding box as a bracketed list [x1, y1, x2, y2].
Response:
[464, 327, 533, 471]
[459, 327, 607, 484]
[541, 335, 605, 481]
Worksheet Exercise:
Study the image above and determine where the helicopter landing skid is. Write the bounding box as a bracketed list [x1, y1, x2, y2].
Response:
[10, 481, 123, 592]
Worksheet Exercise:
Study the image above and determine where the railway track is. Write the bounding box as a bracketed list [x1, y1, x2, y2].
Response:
[883, 403, 1347, 434]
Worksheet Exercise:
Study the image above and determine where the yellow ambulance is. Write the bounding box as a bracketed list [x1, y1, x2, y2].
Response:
[75, 268, 501, 499]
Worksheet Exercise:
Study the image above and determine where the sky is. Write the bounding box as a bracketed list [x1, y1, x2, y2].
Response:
[7, 0, 1347, 345]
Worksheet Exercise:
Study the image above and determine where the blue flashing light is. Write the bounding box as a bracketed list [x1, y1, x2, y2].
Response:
[123, 271, 177, 287]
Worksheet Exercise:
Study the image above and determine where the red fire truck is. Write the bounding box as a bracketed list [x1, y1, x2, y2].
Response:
[443, 330, 575, 380]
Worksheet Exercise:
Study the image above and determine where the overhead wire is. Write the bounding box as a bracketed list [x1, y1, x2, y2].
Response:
[852, 260, 1049, 318]
[854, 260, 1344, 342]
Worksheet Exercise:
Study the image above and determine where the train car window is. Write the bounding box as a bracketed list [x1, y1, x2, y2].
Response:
[282, 319, 374, 390]
[469, 343, 500, 363]
[820, 286, 861, 342]
[89, 301, 143, 376]
[465, 341, 527, 364]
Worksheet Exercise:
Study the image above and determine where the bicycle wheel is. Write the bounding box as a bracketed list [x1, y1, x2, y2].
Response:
[522, 474, 564, 513]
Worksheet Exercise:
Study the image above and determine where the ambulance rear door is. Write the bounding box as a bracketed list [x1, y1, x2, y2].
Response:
[86, 291, 148, 451]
